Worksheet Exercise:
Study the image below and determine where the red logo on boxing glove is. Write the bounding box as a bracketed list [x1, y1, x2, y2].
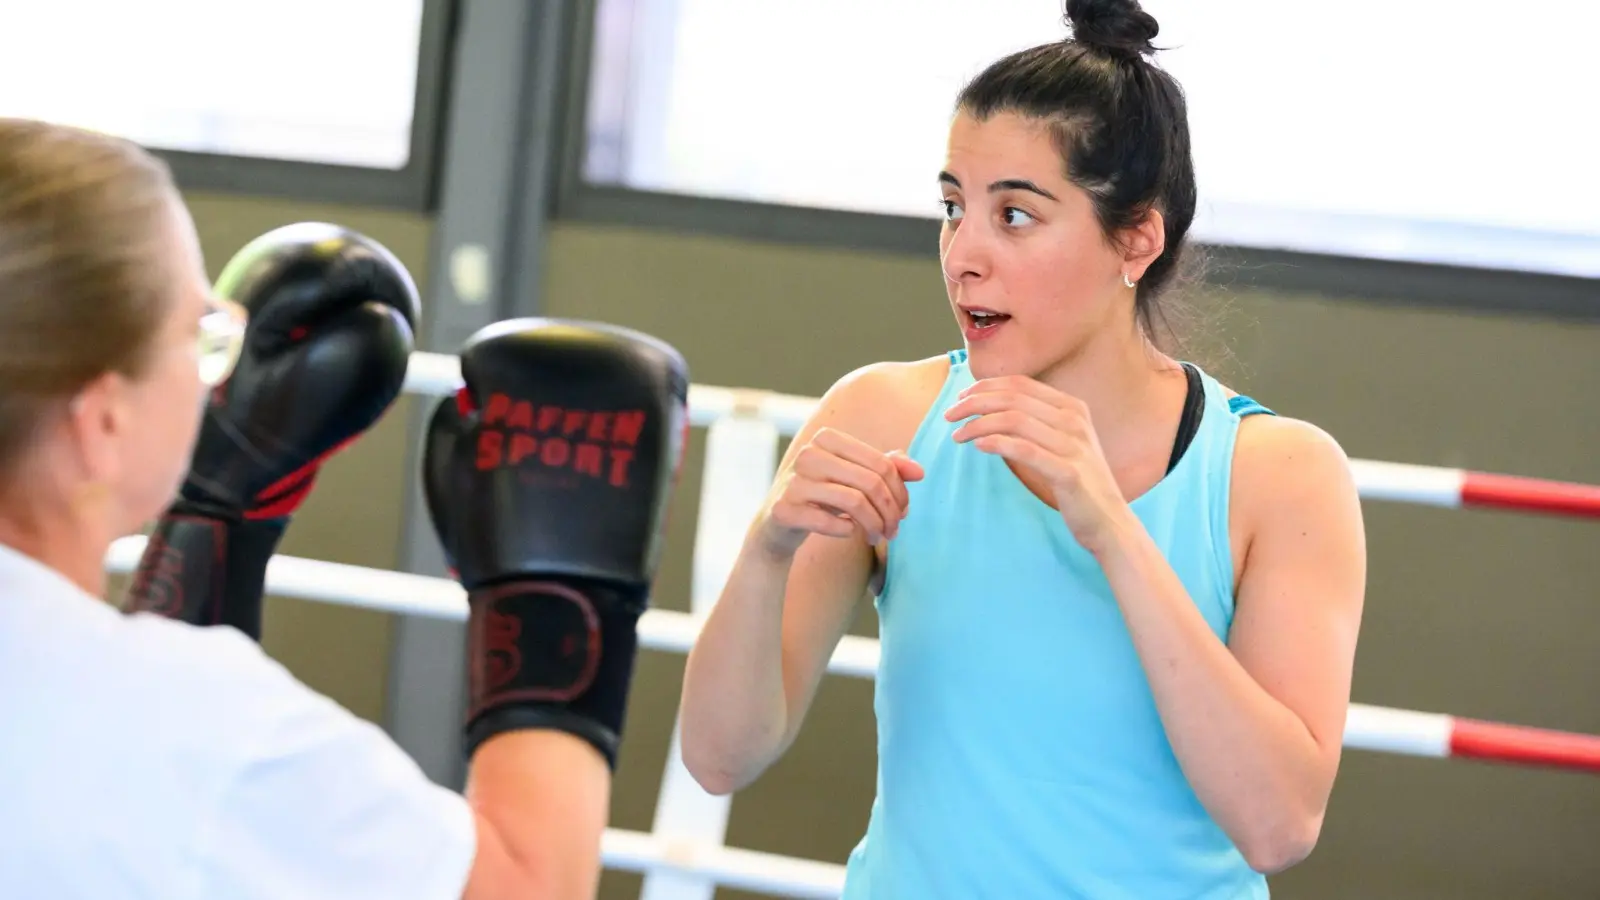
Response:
[470, 392, 647, 488]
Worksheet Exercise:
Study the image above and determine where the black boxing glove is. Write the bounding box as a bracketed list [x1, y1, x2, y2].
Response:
[123, 223, 418, 639]
[423, 318, 689, 769]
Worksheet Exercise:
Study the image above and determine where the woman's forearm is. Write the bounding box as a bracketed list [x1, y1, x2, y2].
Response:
[463, 731, 611, 900]
[678, 539, 796, 793]
[1094, 516, 1332, 871]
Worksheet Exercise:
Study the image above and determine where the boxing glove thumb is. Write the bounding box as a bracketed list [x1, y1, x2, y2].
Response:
[421, 388, 474, 574]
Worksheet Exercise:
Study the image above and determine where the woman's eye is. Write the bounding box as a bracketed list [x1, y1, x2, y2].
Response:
[1002, 207, 1035, 227]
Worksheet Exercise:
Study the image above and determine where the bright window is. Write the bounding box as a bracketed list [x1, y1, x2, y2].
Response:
[585, 0, 1600, 278]
[0, 0, 426, 170]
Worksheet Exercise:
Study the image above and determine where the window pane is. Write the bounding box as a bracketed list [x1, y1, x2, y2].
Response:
[0, 0, 425, 170]
[585, 0, 1600, 278]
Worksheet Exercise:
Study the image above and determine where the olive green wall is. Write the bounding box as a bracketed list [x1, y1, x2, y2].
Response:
[182, 194, 1600, 899]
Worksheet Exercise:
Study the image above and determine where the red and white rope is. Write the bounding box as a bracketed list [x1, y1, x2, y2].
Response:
[103, 536, 1600, 775]
[1343, 705, 1600, 772]
[401, 350, 1600, 521]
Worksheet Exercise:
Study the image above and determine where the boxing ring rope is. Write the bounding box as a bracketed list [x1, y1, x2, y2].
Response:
[104, 349, 1600, 900]
[98, 535, 1600, 779]
[402, 350, 1600, 520]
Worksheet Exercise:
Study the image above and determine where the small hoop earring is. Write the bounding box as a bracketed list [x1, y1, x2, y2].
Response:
[1123, 273, 1137, 289]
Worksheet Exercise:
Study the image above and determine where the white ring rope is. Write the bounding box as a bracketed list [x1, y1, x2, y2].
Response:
[112, 527, 1588, 772]
[402, 350, 819, 435]
[102, 536, 883, 673]
[1345, 459, 1465, 508]
[99, 535, 1472, 764]
[603, 830, 846, 899]
[400, 350, 1600, 516]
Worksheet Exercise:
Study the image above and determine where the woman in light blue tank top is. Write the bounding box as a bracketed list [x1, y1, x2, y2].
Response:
[678, 2, 1368, 897]
[842, 352, 1283, 899]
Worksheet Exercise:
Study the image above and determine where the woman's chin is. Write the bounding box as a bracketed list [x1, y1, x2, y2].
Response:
[964, 344, 1024, 381]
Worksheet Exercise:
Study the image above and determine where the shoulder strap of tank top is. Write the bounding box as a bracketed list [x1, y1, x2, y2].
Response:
[1229, 395, 1274, 418]
[1165, 363, 1205, 474]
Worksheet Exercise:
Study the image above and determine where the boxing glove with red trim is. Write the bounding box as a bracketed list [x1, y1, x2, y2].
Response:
[423, 318, 689, 769]
[124, 223, 417, 639]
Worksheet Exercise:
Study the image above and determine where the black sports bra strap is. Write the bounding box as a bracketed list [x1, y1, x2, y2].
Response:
[1165, 363, 1204, 474]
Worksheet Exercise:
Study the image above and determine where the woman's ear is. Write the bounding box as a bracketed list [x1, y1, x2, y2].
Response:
[65, 371, 129, 487]
[1119, 208, 1166, 283]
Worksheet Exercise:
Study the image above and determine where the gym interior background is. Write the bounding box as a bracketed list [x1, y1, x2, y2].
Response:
[28, 0, 1598, 897]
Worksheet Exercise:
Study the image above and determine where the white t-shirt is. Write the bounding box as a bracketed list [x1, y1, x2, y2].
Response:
[0, 542, 477, 899]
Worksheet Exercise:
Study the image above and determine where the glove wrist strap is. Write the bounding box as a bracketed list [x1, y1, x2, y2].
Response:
[122, 507, 288, 641]
[462, 579, 644, 770]
[464, 708, 621, 771]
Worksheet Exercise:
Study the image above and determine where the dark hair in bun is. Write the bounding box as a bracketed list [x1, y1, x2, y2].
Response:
[954, 0, 1203, 354]
[1066, 0, 1161, 59]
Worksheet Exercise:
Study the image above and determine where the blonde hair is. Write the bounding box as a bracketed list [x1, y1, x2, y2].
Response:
[0, 118, 179, 472]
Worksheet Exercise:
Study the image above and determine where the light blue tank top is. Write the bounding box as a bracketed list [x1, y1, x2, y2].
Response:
[841, 350, 1274, 900]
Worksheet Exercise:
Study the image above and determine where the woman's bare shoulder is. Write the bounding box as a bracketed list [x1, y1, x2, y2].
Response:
[805, 354, 953, 453]
[1230, 412, 1358, 536]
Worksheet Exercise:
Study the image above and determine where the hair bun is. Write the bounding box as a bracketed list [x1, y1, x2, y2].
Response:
[1065, 0, 1161, 59]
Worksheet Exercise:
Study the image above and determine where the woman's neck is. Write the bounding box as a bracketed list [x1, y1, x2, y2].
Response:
[1034, 325, 1186, 444]
[0, 489, 112, 600]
